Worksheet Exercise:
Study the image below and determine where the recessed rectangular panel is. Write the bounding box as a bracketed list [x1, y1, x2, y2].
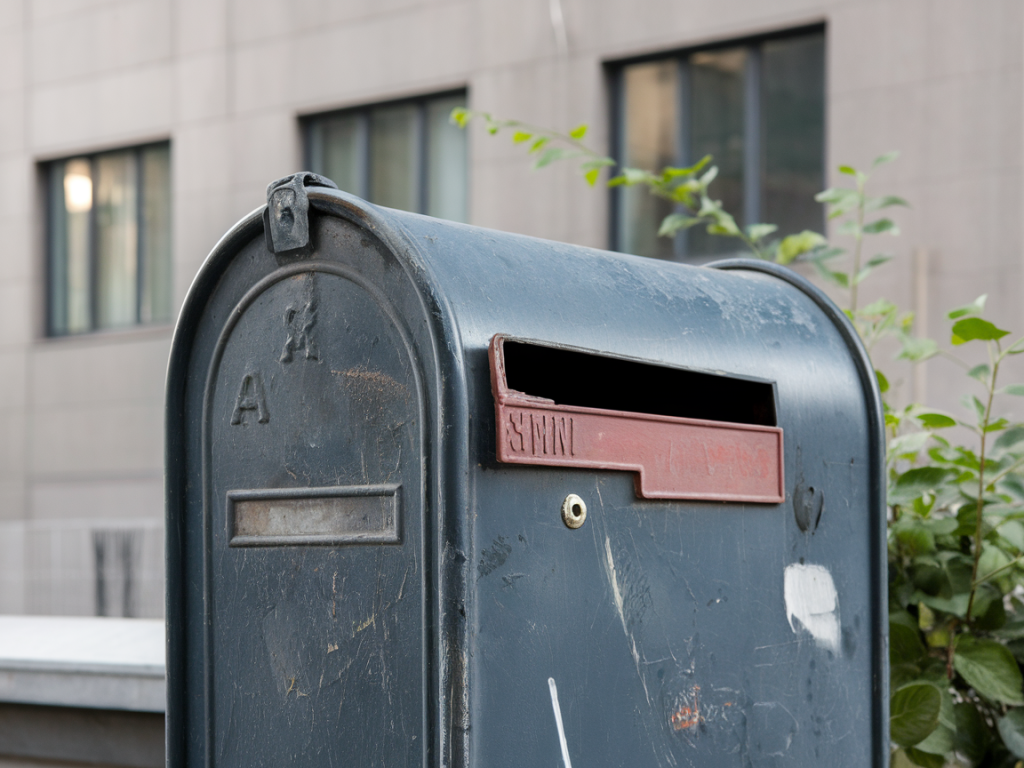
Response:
[227, 485, 400, 546]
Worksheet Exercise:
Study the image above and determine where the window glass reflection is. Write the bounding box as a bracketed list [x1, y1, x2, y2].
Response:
[46, 144, 172, 336]
[688, 48, 746, 257]
[426, 95, 468, 223]
[762, 33, 825, 239]
[370, 104, 418, 212]
[620, 60, 677, 260]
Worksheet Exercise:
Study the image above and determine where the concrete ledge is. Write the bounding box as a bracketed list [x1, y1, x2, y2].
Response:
[0, 616, 165, 713]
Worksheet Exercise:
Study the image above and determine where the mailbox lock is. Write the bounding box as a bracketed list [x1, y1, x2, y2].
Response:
[561, 494, 587, 529]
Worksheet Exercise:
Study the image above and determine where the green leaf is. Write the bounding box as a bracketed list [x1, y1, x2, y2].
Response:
[890, 618, 927, 665]
[998, 708, 1024, 758]
[911, 722, 954, 756]
[892, 467, 953, 504]
[838, 164, 856, 175]
[815, 187, 857, 204]
[861, 298, 897, 316]
[917, 412, 956, 429]
[904, 748, 944, 768]
[609, 167, 650, 187]
[968, 364, 992, 382]
[876, 369, 890, 394]
[953, 635, 1024, 704]
[948, 295, 987, 320]
[698, 165, 718, 187]
[534, 147, 567, 168]
[924, 516, 959, 536]
[657, 213, 701, 237]
[890, 431, 931, 459]
[952, 317, 1010, 344]
[1001, 385, 1024, 396]
[873, 150, 900, 167]
[584, 168, 599, 186]
[529, 136, 549, 153]
[954, 702, 992, 764]
[838, 220, 862, 237]
[998, 521, 1024, 553]
[812, 259, 850, 288]
[866, 195, 911, 212]
[745, 223, 777, 242]
[512, 131, 533, 144]
[863, 218, 899, 235]
[854, 263, 887, 285]
[569, 124, 587, 140]
[973, 585, 1008, 632]
[994, 618, 1024, 641]
[896, 521, 937, 556]
[965, 394, 987, 423]
[918, 591, 968, 617]
[897, 335, 939, 362]
[776, 230, 827, 264]
[995, 426, 1024, 453]
[449, 107, 469, 127]
[891, 682, 942, 747]
[977, 546, 1013, 588]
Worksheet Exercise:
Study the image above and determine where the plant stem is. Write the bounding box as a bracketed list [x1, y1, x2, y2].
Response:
[946, 620, 958, 680]
[972, 553, 1024, 589]
[850, 176, 866, 313]
[986, 455, 1024, 488]
[966, 349, 1001, 621]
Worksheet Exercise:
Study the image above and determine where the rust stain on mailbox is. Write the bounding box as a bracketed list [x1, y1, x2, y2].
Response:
[489, 335, 785, 502]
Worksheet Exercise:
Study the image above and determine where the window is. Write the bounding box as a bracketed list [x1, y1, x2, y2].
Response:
[45, 143, 172, 336]
[611, 28, 825, 260]
[304, 91, 468, 223]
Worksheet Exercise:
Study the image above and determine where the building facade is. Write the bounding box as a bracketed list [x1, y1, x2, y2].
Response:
[0, 0, 1021, 616]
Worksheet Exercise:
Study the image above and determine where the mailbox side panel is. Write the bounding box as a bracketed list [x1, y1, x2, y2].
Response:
[375, 215, 887, 768]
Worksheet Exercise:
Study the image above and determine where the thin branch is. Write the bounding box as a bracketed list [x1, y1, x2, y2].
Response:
[972, 554, 1024, 589]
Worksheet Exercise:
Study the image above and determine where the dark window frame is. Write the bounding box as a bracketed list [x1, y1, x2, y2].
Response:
[43, 141, 172, 337]
[607, 23, 826, 260]
[301, 89, 468, 218]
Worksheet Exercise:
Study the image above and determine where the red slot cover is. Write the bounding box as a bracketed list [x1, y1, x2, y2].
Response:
[489, 335, 784, 503]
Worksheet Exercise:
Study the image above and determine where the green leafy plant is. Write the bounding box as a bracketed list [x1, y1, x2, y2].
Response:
[455, 107, 1024, 767]
[450, 108, 826, 264]
[886, 298, 1024, 768]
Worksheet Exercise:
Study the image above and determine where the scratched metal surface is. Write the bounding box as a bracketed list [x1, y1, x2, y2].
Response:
[166, 188, 885, 768]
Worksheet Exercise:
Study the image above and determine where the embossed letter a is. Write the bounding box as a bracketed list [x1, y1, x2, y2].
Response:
[231, 372, 269, 425]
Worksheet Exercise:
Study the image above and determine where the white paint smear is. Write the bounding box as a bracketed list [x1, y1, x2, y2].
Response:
[548, 677, 573, 768]
[783, 563, 840, 652]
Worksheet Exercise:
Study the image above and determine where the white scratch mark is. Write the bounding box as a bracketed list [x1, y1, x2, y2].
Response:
[602, 536, 650, 705]
[603, 536, 627, 634]
[783, 563, 840, 652]
[631, 636, 651, 706]
[548, 677, 573, 768]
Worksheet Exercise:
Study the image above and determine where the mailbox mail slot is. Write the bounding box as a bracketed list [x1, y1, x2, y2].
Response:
[490, 335, 785, 502]
[166, 174, 887, 768]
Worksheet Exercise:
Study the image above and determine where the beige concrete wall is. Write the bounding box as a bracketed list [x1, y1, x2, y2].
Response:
[0, 0, 1021, 614]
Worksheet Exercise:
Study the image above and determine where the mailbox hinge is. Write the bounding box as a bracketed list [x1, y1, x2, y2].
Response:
[263, 172, 338, 254]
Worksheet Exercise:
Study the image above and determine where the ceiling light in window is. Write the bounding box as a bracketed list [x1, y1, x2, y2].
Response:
[64, 160, 92, 213]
